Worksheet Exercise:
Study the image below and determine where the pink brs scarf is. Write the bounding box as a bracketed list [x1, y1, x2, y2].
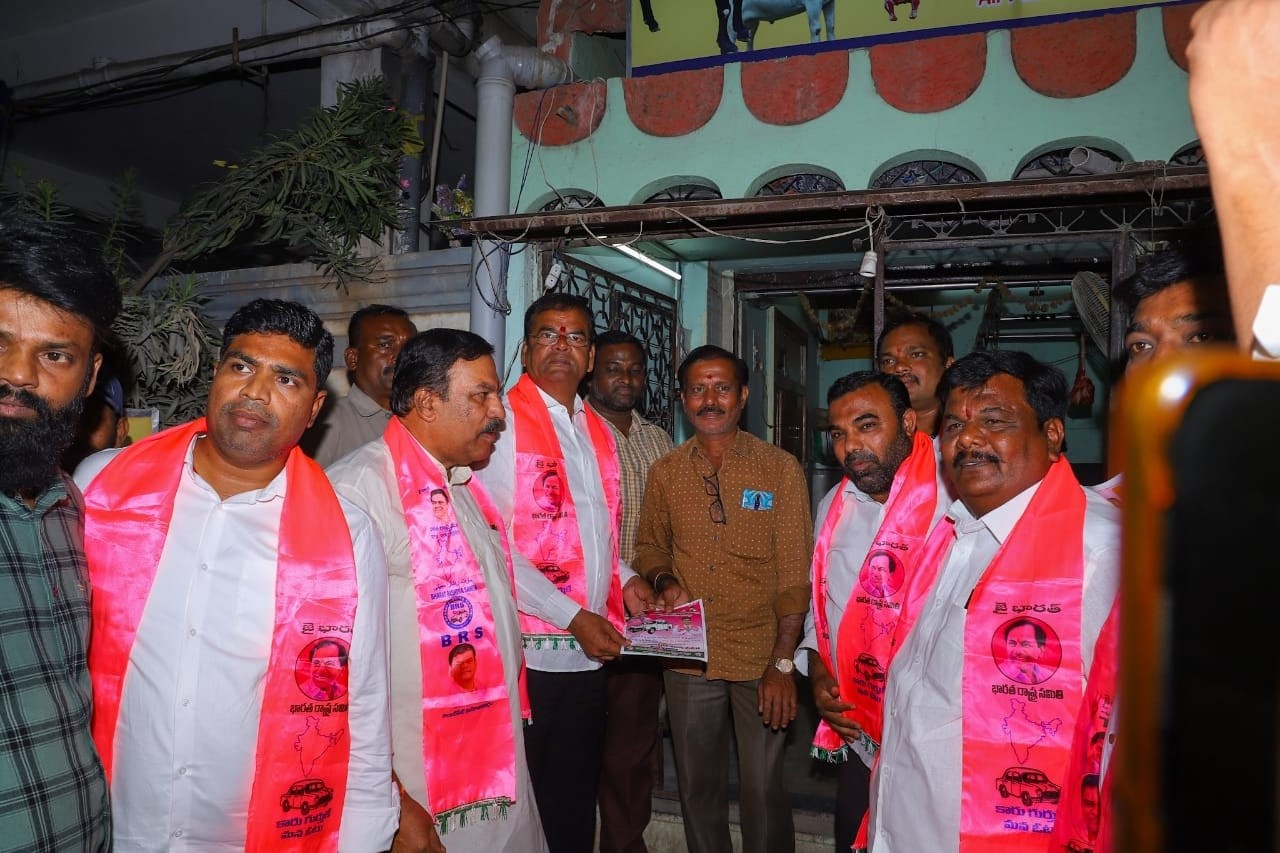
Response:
[810, 431, 939, 763]
[1051, 598, 1117, 853]
[84, 419, 356, 852]
[507, 374, 624, 647]
[886, 456, 1087, 851]
[384, 417, 527, 833]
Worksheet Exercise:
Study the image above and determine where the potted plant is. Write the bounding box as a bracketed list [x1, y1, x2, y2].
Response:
[431, 174, 474, 248]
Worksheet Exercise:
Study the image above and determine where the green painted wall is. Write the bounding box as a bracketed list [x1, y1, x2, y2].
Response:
[514, 8, 1193, 211]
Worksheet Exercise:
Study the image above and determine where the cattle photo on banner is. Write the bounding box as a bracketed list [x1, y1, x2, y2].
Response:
[628, 0, 1192, 75]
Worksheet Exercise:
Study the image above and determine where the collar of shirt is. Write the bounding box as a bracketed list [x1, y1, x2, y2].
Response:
[840, 477, 880, 506]
[685, 428, 752, 463]
[402, 428, 475, 487]
[185, 435, 287, 504]
[347, 383, 388, 419]
[585, 400, 625, 436]
[946, 477, 1043, 541]
[585, 402, 661, 439]
[0, 475, 69, 516]
[531, 381, 585, 419]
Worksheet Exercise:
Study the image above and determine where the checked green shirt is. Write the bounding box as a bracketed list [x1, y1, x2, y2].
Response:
[0, 476, 109, 852]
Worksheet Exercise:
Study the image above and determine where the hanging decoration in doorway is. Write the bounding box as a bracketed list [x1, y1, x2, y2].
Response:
[1068, 334, 1096, 418]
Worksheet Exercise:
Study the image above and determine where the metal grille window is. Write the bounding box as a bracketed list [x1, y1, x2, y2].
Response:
[872, 160, 981, 188]
[643, 184, 724, 204]
[1014, 147, 1124, 179]
[1170, 143, 1205, 167]
[538, 194, 605, 212]
[547, 254, 679, 434]
[756, 173, 844, 196]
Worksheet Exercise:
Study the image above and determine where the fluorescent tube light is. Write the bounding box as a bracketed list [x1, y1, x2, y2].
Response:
[613, 243, 682, 281]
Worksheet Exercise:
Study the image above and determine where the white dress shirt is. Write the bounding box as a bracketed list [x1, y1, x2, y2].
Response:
[75, 442, 397, 853]
[327, 437, 548, 853]
[868, 478, 1120, 853]
[474, 385, 635, 673]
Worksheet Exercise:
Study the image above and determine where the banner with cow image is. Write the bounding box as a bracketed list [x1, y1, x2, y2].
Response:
[629, 0, 1194, 76]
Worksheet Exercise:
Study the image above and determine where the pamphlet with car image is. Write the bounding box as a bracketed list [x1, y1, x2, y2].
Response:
[622, 599, 708, 662]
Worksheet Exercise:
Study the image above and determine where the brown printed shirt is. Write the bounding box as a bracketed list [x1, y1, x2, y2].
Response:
[633, 430, 812, 681]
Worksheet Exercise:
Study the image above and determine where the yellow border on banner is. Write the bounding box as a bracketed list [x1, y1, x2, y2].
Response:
[630, 0, 1182, 70]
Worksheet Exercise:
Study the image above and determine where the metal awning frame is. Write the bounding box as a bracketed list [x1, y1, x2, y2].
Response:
[463, 165, 1213, 364]
[461, 166, 1212, 248]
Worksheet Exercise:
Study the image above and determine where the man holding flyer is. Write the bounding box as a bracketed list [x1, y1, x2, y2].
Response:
[633, 345, 812, 853]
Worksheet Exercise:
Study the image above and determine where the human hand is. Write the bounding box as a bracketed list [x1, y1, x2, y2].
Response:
[391, 790, 446, 853]
[567, 608, 627, 661]
[1188, 0, 1280, 344]
[809, 655, 864, 744]
[652, 573, 691, 611]
[757, 665, 798, 731]
[623, 576, 655, 616]
[1188, 0, 1280, 179]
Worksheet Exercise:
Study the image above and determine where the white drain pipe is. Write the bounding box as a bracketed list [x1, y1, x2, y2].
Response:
[468, 36, 572, 370]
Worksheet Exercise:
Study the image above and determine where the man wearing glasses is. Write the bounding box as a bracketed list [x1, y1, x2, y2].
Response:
[474, 292, 652, 853]
[633, 345, 812, 853]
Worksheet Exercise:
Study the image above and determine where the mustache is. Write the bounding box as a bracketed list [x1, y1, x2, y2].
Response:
[953, 449, 1000, 468]
[481, 418, 505, 435]
[843, 450, 881, 469]
[0, 384, 44, 411]
[222, 400, 277, 424]
[381, 364, 396, 378]
[696, 406, 725, 417]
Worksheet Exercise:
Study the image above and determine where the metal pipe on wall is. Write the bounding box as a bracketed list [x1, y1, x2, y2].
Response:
[425, 50, 451, 230]
[392, 50, 431, 254]
[467, 36, 572, 369]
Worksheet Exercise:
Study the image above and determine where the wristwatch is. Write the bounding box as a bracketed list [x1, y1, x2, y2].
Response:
[773, 657, 795, 675]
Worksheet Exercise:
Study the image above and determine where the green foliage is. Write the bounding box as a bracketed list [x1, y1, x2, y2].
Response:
[159, 76, 421, 289]
[100, 170, 145, 285]
[114, 276, 222, 426]
[2, 170, 220, 427]
[3, 76, 416, 426]
[4, 165, 76, 224]
[100, 171, 219, 426]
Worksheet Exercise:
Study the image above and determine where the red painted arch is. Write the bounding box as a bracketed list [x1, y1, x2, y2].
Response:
[623, 67, 724, 137]
[1012, 12, 1137, 98]
[514, 81, 608, 146]
[871, 33, 986, 114]
[1162, 2, 1205, 71]
[742, 52, 849, 126]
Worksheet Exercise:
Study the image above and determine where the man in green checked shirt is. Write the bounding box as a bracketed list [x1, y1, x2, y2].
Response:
[0, 215, 120, 850]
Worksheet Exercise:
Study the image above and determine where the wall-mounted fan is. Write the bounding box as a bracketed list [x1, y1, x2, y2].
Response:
[1071, 271, 1111, 357]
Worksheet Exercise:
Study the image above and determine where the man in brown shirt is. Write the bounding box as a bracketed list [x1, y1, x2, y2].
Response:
[633, 344, 812, 853]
